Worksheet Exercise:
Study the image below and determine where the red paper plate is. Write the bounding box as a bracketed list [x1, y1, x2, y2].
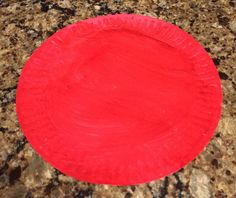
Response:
[16, 14, 222, 185]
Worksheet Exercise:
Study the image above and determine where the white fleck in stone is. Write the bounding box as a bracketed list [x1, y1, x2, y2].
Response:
[94, 5, 101, 10]
[158, 0, 167, 8]
[212, 22, 222, 28]
[58, 175, 74, 183]
[58, 0, 72, 8]
[217, 117, 236, 136]
[229, 19, 236, 33]
[190, 169, 211, 198]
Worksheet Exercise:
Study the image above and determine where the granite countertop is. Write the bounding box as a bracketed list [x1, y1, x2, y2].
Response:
[0, 0, 236, 197]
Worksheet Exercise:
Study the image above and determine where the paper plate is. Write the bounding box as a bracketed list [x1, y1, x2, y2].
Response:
[16, 14, 222, 185]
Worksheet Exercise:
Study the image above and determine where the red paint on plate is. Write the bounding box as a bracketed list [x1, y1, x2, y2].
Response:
[16, 14, 222, 185]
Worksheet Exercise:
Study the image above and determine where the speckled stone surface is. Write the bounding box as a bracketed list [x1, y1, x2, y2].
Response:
[0, 0, 235, 198]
